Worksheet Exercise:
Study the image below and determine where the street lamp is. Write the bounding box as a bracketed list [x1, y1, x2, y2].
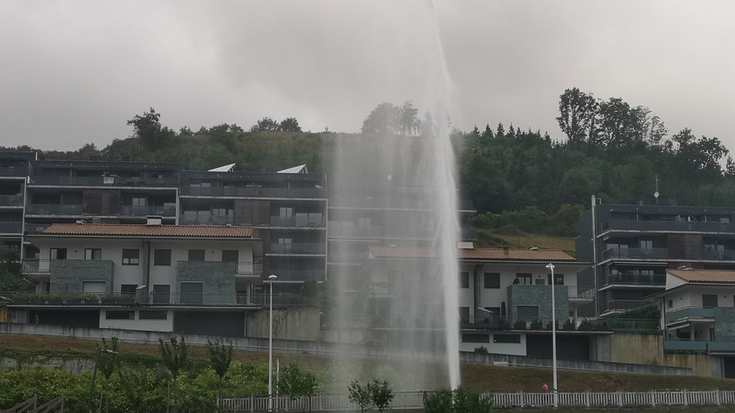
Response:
[268, 274, 277, 410]
[545, 263, 559, 408]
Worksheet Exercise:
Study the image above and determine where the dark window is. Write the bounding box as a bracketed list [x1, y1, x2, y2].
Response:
[85, 248, 102, 260]
[106, 310, 134, 320]
[462, 333, 490, 343]
[222, 250, 239, 262]
[702, 294, 718, 308]
[121, 284, 138, 296]
[459, 307, 470, 318]
[154, 249, 171, 266]
[517, 306, 538, 319]
[515, 273, 532, 285]
[493, 334, 521, 344]
[181, 282, 203, 304]
[667, 299, 673, 309]
[459, 272, 470, 288]
[50, 248, 67, 260]
[139, 310, 167, 320]
[122, 249, 139, 265]
[485, 307, 501, 318]
[484, 273, 500, 289]
[547, 273, 564, 286]
[152, 285, 170, 304]
[188, 249, 206, 261]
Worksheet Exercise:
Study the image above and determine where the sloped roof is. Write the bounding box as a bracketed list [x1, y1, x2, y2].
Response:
[278, 164, 308, 174]
[39, 223, 253, 238]
[369, 246, 574, 261]
[668, 269, 735, 283]
[209, 163, 236, 172]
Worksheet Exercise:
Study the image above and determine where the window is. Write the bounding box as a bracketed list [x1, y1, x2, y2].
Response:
[152, 285, 170, 304]
[702, 294, 718, 308]
[106, 310, 134, 320]
[188, 249, 205, 261]
[667, 299, 673, 309]
[132, 197, 146, 207]
[459, 272, 470, 288]
[121, 284, 138, 297]
[85, 248, 102, 260]
[83, 281, 106, 294]
[517, 306, 538, 319]
[139, 310, 167, 320]
[212, 207, 228, 216]
[122, 249, 140, 265]
[547, 273, 564, 286]
[154, 249, 171, 266]
[484, 273, 500, 289]
[279, 207, 294, 217]
[222, 250, 239, 262]
[484, 307, 501, 318]
[181, 282, 203, 305]
[640, 240, 653, 249]
[515, 273, 532, 285]
[50, 248, 67, 260]
[462, 333, 489, 343]
[493, 334, 521, 344]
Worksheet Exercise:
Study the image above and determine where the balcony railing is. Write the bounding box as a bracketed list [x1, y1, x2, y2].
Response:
[0, 222, 22, 234]
[236, 262, 263, 275]
[665, 307, 715, 324]
[0, 166, 29, 177]
[0, 194, 23, 206]
[22, 259, 50, 274]
[120, 205, 176, 217]
[604, 273, 666, 286]
[180, 186, 327, 198]
[246, 293, 312, 307]
[601, 219, 735, 233]
[664, 340, 708, 352]
[602, 247, 668, 260]
[270, 215, 325, 228]
[7, 291, 136, 305]
[179, 214, 234, 225]
[328, 222, 383, 237]
[267, 269, 324, 281]
[566, 285, 596, 300]
[605, 299, 651, 312]
[269, 243, 325, 254]
[30, 176, 179, 187]
[26, 204, 84, 215]
[702, 249, 735, 261]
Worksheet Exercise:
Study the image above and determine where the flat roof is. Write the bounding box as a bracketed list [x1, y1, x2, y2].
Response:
[369, 246, 575, 262]
[34, 223, 253, 238]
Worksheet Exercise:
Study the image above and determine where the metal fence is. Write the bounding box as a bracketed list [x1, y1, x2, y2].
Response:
[219, 389, 735, 412]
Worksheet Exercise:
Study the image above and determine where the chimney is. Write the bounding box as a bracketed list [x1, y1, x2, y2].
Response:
[503, 247, 510, 258]
[146, 216, 163, 226]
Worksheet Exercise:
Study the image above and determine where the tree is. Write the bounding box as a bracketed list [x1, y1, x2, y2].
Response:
[279, 364, 319, 412]
[348, 380, 373, 413]
[597, 98, 645, 149]
[97, 336, 121, 379]
[556, 88, 597, 147]
[280, 117, 302, 132]
[159, 336, 190, 381]
[250, 117, 281, 132]
[361, 103, 400, 135]
[424, 386, 492, 413]
[207, 337, 233, 380]
[368, 379, 394, 413]
[398, 101, 421, 135]
[423, 388, 453, 413]
[127, 108, 175, 149]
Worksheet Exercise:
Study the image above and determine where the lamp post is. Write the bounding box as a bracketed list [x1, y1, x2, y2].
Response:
[268, 274, 277, 411]
[546, 263, 558, 408]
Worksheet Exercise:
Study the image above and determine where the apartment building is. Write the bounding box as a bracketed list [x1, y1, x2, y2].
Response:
[576, 195, 735, 316]
[0, 152, 35, 251]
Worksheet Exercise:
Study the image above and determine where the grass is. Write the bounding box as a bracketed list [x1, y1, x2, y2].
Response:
[1, 333, 734, 393]
[475, 228, 576, 257]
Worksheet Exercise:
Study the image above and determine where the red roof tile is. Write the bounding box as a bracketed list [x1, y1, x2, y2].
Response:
[39, 223, 253, 238]
[668, 269, 735, 283]
[369, 246, 574, 261]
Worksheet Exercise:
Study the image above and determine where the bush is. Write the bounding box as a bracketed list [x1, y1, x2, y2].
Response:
[424, 386, 492, 413]
[473, 346, 489, 354]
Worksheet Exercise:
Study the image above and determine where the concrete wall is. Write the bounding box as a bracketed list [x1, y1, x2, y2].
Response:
[176, 261, 236, 305]
[246, 308, 320, 341]
[609, 333, 716, 377]
[50, 259, 115, 293]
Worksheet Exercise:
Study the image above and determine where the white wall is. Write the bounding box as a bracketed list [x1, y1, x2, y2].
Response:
[666, 285, 735, 311]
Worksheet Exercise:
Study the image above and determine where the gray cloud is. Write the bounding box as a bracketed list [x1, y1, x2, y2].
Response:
[1, 1, 734, 150]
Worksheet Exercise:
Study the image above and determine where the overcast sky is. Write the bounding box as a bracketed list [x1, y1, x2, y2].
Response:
[2, 1, 734, 151]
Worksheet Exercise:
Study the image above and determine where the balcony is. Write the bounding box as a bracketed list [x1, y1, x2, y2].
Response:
[0, 195, 23, 206]
[665, 307, 714, 324]
[604, 273, 666, 286]
[267, 269, 324, 281]
[245, 293, 311, 307]
[120, 205, 176, 217]
[601, 219, 735, 234]
[29, 176, 178, 187]
[702, 249, 735, 261]
[330, 196, 474, 211]
[22, 259, 51, 274]
[180, 186, 327, 198]
[567, 285, 596, 300]
[602, 247, 668, 260]
[236, 262, 263, 276]
[605, 299, 651, 312]
[460, 315, 509, 330]
[8, 291, 136, 306]
[269, 243, 326, 254]
[270, 215, 325, 228]
[180, 214, 234, 225]
[664, 340, 708, 352]
[0, 222, 22, 234]
[0, 166, 29, 177]
[26, 204, 83, 216]
[328, 222, 383, 238]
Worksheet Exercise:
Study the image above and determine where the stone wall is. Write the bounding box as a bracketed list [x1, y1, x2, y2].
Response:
[507, 284, 568, 324]
[176, 261, 236, 305]
[49, 259, 114, 293]
[714, 307, 735, 341]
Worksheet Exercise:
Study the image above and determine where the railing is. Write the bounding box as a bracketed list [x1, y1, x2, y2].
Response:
[247, 293, 313, 307]
[6, 291, 136, 305]
[120, 205, 176, 217]
[567, 285, 595, 300]
[22, 259, 50, 274]
[606, 299, 651, 312]
[270, 215, 325, 228]
[180, 186, 327, 198]
[0, 221, 22, 233]
[605, 273, 666, 286]
[703, 249, 735, 261]
[268, 243, 325, 254]
[665, 307, 715, 324]
[0, 166, 29, 177]
[219, 389, 735, 412]
[30, 175, 178, 187]
[267, 269, 324, 281]
[25, 223, 52, 234]
[26, 204, 83, 215]
[592, 318, 659, 332]
[0, 194, 23, 206]
[236, 262, 263, 275]
[665, 339, 735, 353]
[602, 247, 669, 260]
[330, 196, 474, 210]
[602, 219, 735, 234]
[327, 222, 383, 237]
[179, 214, 234, 225]
[2, 394, 37, 412]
